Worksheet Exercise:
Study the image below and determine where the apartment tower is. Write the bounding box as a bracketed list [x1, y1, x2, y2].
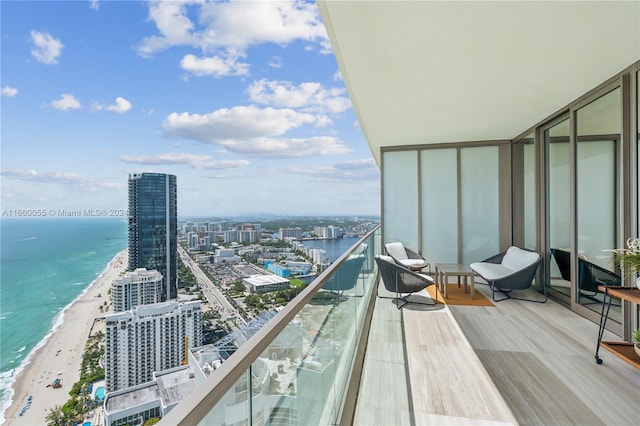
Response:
[128, 173, 177, 301]
[104, 300, 203, 392]
[111, 268, 163, 312]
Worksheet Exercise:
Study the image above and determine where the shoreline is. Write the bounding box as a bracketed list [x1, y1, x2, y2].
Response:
[2, 248, 128, 425]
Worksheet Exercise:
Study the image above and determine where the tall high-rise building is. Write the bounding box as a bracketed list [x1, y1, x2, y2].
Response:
[104, 300, 202, 392]
[128, 173, 177, 301]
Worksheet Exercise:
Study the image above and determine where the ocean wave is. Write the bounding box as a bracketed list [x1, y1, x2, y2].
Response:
[0, 368, 17, 425]
[0, 247, 127, 424]
[14, 346, 26, 354]
[16, 236, 37, 242]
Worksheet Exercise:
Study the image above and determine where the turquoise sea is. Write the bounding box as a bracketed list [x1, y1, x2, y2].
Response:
[0, 218, 127, 421]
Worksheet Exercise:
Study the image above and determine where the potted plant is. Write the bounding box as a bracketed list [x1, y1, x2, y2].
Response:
[609, 238, 640, 289]
[634, 329, 640, 358]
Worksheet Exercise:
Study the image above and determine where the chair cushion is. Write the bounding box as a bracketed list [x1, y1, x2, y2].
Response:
[470, 262, 514, 280]
[378, 255, 394, 263]
[385, 242, 408, 260]
[501, 247, 539, 271]
[399, 258, 429, 270]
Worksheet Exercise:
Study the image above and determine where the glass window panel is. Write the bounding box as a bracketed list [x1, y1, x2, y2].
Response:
[460, 146, 499, 265]
[577, 87, 620, 319]
[546, 119, 571, 297]
[421, 149, 458, 263]
[382, 151, 419, 250]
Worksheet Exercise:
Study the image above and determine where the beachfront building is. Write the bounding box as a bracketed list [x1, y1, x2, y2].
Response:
[104, 300, 202, 393]
[103, 345, 223, 426]
[128, 173, 178, 302]
[111, 268, 163, 312]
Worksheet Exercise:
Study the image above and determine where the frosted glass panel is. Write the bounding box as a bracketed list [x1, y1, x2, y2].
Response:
[460, 146, 499, 264]
[383, 151, 419, 250]
[523, 142, 536, 249]
[421, 149, 457, 263]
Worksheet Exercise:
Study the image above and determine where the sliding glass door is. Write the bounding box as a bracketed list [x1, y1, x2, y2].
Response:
[576, 87, 621, 321]
[545, 118, 572, 303]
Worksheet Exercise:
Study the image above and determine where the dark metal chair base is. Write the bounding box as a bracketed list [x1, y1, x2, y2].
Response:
[488, 281, 547, 303]
[377, 286, 438, 309]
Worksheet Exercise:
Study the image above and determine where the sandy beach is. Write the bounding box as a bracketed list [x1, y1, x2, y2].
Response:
[4, 249, 128, 426]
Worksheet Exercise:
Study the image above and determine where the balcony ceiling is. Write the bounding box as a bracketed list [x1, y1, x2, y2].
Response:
[317, 1, 640, 164]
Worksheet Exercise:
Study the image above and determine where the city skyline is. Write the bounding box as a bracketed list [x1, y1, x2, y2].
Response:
[1, 0, 381, 217]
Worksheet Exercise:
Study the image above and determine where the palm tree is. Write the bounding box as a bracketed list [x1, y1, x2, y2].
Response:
[45, 405, 67, 426]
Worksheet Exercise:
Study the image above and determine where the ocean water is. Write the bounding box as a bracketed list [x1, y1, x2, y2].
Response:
[0, 218, 127, 421]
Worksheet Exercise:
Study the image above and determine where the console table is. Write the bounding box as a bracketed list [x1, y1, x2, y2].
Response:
[595, 285, 640, 368]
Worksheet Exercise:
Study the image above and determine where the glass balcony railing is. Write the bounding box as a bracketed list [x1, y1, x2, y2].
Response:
[161, 226, 381, 425]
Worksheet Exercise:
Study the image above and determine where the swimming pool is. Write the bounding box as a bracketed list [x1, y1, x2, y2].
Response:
[82, 422, 91, 426]
[94, 386, 105, 401]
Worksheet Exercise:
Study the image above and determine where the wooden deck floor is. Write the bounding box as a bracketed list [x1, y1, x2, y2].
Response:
[354, 281, 639, 425]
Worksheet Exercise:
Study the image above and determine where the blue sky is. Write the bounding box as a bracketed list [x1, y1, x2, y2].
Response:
[1, 0, 380, 217]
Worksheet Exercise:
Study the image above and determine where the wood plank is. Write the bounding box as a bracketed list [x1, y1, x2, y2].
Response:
[597, 286, 640, 304]
[600, 341, 640, 369]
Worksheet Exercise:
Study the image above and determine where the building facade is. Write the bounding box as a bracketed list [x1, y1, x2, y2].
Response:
[111, 268, 163, 312]
[128, 173, 178, 301]
[278, 227, 303, 241]
[104, 300, 202, 392]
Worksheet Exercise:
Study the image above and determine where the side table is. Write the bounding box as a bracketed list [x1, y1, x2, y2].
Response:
[434, 263, 476, 299]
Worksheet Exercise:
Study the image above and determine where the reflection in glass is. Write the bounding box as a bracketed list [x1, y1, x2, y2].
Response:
[576, 88, 620, 321]
[546, 119, 571, 298]
[198, 232, 379, 425]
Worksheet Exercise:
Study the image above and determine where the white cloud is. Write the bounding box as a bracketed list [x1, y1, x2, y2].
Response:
[92, 97, 132, 113]
[288, 159, 379, 181]
[137, 1, 329, 76]
[1, 86, 18, 97]
[197, 1, 327, 48]
[247, 79, 351, 114]
[163, 105, 317, 141]
[136, 1, 203, 58]
[162, 105, 350, 158]
[220, 136, 350, 158]
[268, 56, 282, 69]
[180, 54, 249, 77]
[1, 168, 88, 184]
[119, 153, 250, 170]
[106, 97, 132, 113]
[89, 0, 99, 11]
[30, 30, 64, 64]
[50, 94, 81, 110]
